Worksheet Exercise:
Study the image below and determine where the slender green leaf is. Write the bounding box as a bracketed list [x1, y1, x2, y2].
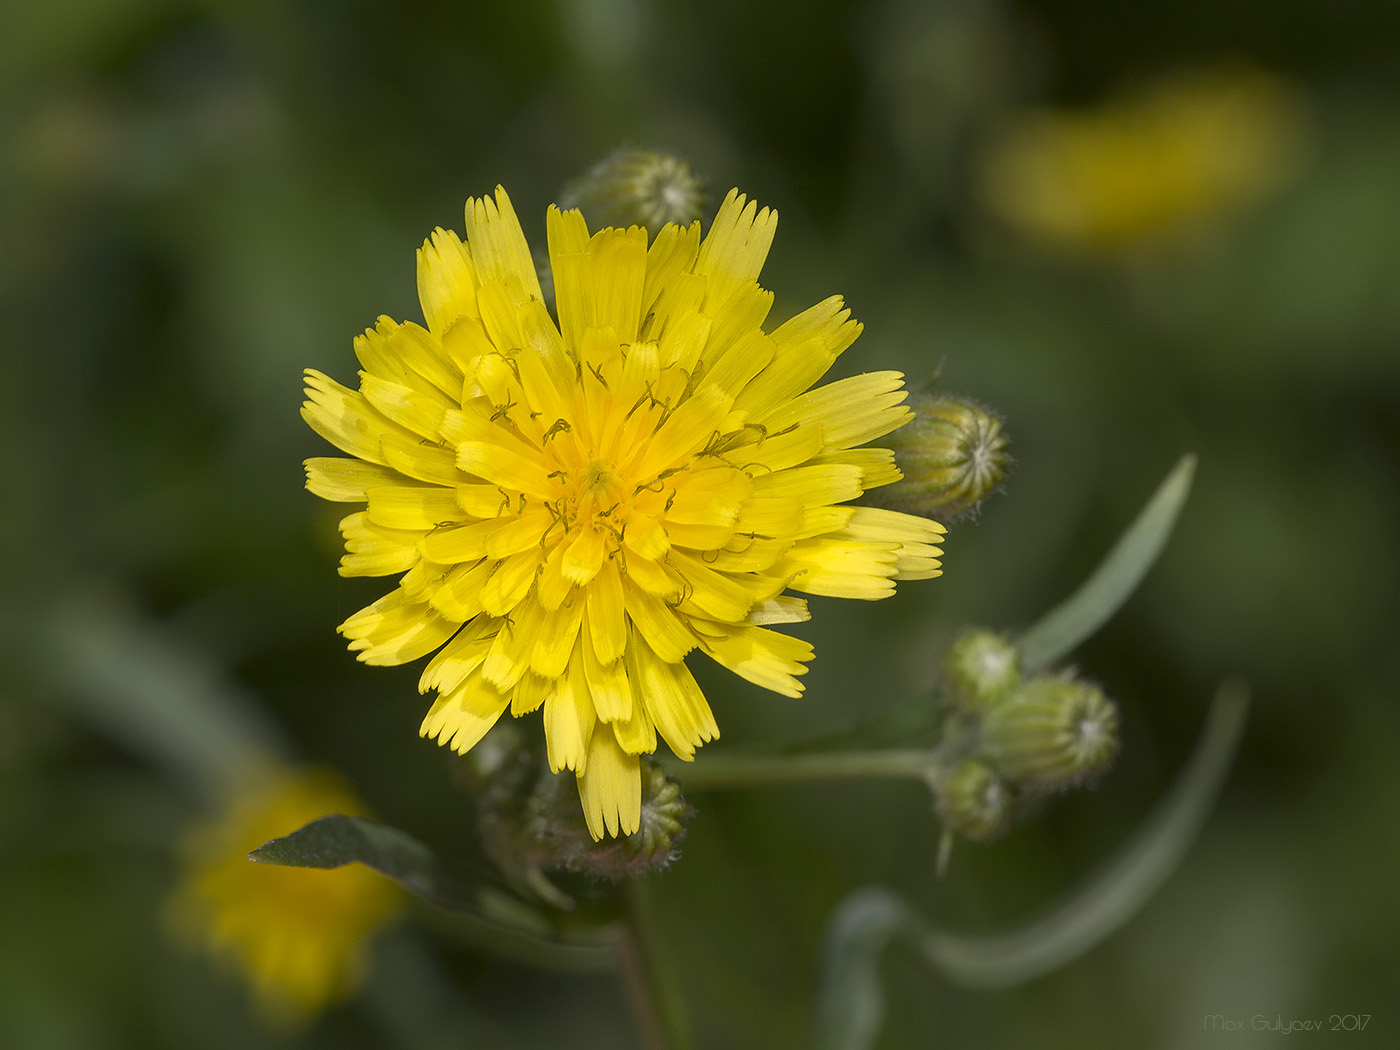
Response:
[39, 588, 289, 800]
[250, 814, 483, 912]
[815, 681, 1249, 1050]
[1018, 454, 1196, 673]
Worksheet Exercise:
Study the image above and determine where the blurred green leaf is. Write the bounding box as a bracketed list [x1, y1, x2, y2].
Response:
[39, 588, 289, 800]
[1018, 454, 1196, 673]
[815, 680, 1248, 1050]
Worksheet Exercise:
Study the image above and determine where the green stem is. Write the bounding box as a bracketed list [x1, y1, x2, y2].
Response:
[615, 876, 694, 1050]
[668, 748, 948, 790]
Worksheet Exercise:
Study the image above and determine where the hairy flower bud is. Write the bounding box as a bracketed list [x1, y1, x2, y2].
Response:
[869, 392, 1009, 519]
[560, 149, 706, 231]
[943, 628, 1020, 709]
[932, 758, 1015, 841]
[470, 721, 691, 890]
[980, 675, 1119, 792]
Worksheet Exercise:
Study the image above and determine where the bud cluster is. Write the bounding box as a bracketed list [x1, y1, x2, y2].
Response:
[930, 629, 1119, 841]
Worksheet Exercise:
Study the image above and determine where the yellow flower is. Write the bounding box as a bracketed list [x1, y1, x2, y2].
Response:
[302, 187, 945, 839]
[167, 765, 400, 1028]
[978, 66, 1307, 252]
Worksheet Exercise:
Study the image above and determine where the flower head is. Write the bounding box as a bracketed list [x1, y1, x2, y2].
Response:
[302, 187, 944, 839]
[167, 765, 400, 1028]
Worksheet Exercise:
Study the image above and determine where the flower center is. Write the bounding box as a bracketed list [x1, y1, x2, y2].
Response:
[582, 459, 617, 499]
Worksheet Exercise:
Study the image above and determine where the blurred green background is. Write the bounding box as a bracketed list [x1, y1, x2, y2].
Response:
[3, 0, 1398, 1047]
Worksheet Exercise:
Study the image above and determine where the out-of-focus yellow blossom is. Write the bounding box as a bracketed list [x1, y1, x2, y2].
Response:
[978, 66, 1308, 252]
[301, 187, 945, 840]
[167, 765, 400, 1028]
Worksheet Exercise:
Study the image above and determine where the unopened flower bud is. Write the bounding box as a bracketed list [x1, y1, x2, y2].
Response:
[471, 724, 690, 891]
[980, 675, 1119, 792]
[560, 149, 706, 231]
[943, 628, 1020, 709]
[631, 763, 690, 865]
[870, 393, 1009, 519]
[932, 758, 1015, 841]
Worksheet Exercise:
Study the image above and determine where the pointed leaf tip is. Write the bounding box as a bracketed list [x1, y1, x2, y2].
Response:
[1018, 453, 1196, 673]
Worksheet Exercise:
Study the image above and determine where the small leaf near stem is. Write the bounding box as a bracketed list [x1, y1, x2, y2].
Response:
[249, 814, 483, 913]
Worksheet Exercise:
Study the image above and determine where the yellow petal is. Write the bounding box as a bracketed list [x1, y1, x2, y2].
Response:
[719, 422, 824, 475]
[626, 636, 717, 760]
[381, 433, 460, 486]
[419, 616, 496, 695]
[807, 448, 902, 490]
[365, 485, 463, 531]
[609, 679, 656, 756]
[774, 539, 901, 600]
[622, 551, 680, 599]
[302, 369, 393, 465]
[338, 512, 421, 577]
[536, 539, 576, 610]
[756, 371, 912, 451]
[630, 385, 733, 478]
[420, 669, 510, 754]
[484, 508, 553, 559]
[480, 598, 546, 691]
[700, 329, 773, 398]
[731, 295, 861, 415]
[641, 219, 701, 329]
[360, 374, 452, 442]
[306, 458, 406, 502]
[561, 524, 608, 585]
[543, 658, 596, 774]
[702, 536, 791, 573]
[420, 519, 500, 563]
[511, 671, 554, 716]
[577, 731, 641, 840]
[624, 588, 695, 663]
[426, 559, 493, 622]
[416, 228, 479, 336]
[463, 187, 542, 307]
[455, 441, 553, 500]
[667, 550, 759, 621]
[701, 281, 773, 362]
[586, 560, 628, 664]
[695, 623, 813, 697]
[550, 213, 648, 349]
[386, 320, 464, 401]
[582, 625, 633, 724]
[749, 463, 864, 506]
[622, 512, 670, 560]
[339, 590, 458, 666]
[745, 595, 811, 626]
[664, 467, 751, 528]
[480, 549, 540, 617]
[530, 597, 586, 679]
[694, 189, 778, 310]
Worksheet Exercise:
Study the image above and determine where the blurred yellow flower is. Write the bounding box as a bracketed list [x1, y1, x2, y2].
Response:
[168, 765, 400, 1028]
[302, 186, 945, 840]
[978, 66, 1307, 251]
